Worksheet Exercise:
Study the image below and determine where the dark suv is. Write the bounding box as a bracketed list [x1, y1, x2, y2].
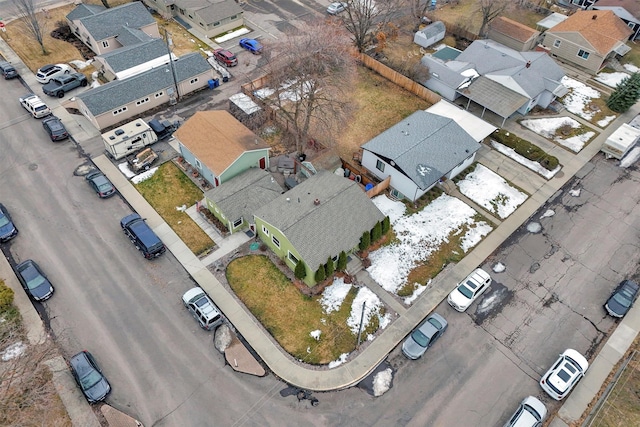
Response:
[120, 213, 165, 259]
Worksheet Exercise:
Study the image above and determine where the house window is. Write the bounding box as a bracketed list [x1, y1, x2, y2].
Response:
[102, 40, 109, 48]
[288, 251, 299, 264]
[376, 159, 385, 172]
[577, 49, 590, 60]
[628, 22, 634, 29]
[112, 106, 128, 116]
[136, 97, 149, 106]
[190, 77, 199, 84]
[154, 91, 164, 98]
[272, 235, 280, 248]
[233, 218, 243, 228]
[262, 225, 269, 236]
[213, 21, 220, 27]
[195, 158, 202, 169]
[553, 40, 561, 48]
[332, 255, 338, 262]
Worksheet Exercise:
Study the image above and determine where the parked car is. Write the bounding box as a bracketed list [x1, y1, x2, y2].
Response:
[447, 268, 491, 312]
[182, 287, 223, 331]
[42, 72, 87, 97]
[327, 1, 347, 14]
[69, 351, 111, 403]
[0, 203, 18, 242]
[15, 259, 54, 301]
[120, 213, 166, 259]
[85, 171, 116, 198]
[604, 279, 639, 318]
[540, 349, 588, 400]
[148, 118, 179, 140]
[402, 313, 448, 359]
[503, 396, 547, 427]
[0, 61, 18, 79]
[213, 48, 238, 67]
[19, 93, 51, 118]
[42, 115, 69, 141]
[35, 63, 72, 84]
[239, 38, 263, 54]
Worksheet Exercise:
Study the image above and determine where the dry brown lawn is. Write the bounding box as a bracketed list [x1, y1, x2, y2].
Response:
[135, 162, 215, 255]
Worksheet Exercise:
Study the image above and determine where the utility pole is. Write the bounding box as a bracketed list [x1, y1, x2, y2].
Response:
[164, 28, 179, 104]
[356, 302, 366, 348]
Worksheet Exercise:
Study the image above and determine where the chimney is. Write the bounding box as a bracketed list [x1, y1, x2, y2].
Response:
[592, 14, 597, 20]
[526, 61, 531, 68]
[314, 199, 320, 206]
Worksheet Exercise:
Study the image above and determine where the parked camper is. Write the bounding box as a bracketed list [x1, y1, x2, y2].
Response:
[102, 119, 158, 160]
[601, 123, 640, 160]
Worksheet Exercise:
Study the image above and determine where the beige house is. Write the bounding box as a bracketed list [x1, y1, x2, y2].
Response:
[488, 17, 541, 51]
[141, 0, 243, 38]
[542, 10, 632, 74]
[68, 53, 214, 130]
[66, 2, 160, 56]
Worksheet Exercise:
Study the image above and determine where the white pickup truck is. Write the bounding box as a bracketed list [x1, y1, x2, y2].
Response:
[19, 93, 51, 118]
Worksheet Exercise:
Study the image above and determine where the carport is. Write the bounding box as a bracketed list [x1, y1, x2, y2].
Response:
[456, 76, 529, 127]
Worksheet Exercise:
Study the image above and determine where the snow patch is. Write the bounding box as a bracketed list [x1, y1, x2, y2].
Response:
[347, 287, 382, 335]
[403, 280, 429, 305]
[595, 72, 630, 88]
[540, 209, 555, 219]
[623, 64, 639, 73]
[371, 195, 405, 223]
[70, 59, 93, 70]
[490, 140, 561, 179]
[2, 341, 26, 361]
[118, 162, 135, 178]
[527, 222, 542, 233]
[560, 77, 601, 120]
[597, 115, 616, 128]
[569, 188, 581, 197]
[310, 330, 321, 341]
[131, 167, 158, 184]
[492, 262, 505, 273]
[520, 117, 593, 152]
[320, 278, 351, 314]
[372, 368, 393, 397]
[328, 353, 349, 369]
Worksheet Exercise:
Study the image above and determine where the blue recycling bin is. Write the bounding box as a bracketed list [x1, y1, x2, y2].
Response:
[208, 78, 220, 89]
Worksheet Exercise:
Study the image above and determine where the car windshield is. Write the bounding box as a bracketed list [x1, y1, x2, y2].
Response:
[613, 289, 634, 307]
[411, 329, 430, 347]
[0, 214, 9, 227]
[194, 296, 209, 308]
[457, 283, 473, 299]
[428, 317, 442, 329]
[80, 370, 102, 389]
[26, 274, 46, 290]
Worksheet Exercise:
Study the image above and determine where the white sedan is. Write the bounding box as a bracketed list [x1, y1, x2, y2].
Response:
[447, 268, 491, 312]
[327, 2, 347, 14]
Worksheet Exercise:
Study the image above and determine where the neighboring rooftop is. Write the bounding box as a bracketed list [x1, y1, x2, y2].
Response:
[536, 12, 569, 30]
[489, 16, 539, 42]
[68, 2, 156, 42]
[97, 39, 168, 73]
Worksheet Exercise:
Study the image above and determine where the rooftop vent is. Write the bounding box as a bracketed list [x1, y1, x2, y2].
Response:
[526, 61, 531, 68]
[135, 122, 141, 127]
[115, 129, 124, 135]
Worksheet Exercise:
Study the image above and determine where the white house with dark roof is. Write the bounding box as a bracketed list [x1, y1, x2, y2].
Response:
[68, 53, 214, 130]
[94, 38, 172, 81]
[421, 40, 567, 126]
[66, 2, 160, 55]
[204, 168, 283, 234]
[361, 110, 482, 202]
[254, 171, 385, 286]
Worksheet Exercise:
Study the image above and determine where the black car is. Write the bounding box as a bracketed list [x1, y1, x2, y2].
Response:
[16, 259, 54, 301]
[0, 203, 18, 242]
[605, 279, 640, 318]
[69, 351, 111, 403]
[85, 171, 115, 198]
[42, 115, 69, 141]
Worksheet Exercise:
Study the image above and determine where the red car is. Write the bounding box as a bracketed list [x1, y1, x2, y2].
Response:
[213, 49, 238, 67]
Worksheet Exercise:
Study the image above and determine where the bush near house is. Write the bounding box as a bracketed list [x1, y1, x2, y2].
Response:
[325, 256, 335, 277]
[315, 265, 326, 282]
[337, 251, 348, 271]
[359, 230, 371, 251]
[294, 260, 307, 279]
[492, 129, 559, 171]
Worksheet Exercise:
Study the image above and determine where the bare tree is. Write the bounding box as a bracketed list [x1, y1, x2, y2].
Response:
[408, 0, 432, 32]
[12, 0, 48, 54]
[340, 0, 400, 52]
[256, 21, 357, 153]
[476, 0, 511, 38]
[101, 0, 111, 8]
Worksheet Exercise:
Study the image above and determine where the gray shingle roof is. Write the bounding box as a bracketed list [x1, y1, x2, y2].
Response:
[362, 111, 481, 190]
[66, 4, 105, 21]
[76, 52, 211, 116]
[417, 21, 445, 38]
[204, 168, 283, 225]
[114, 27, 153, 46]
[98, 39, 168, 73]
[421, 56, 469, 87]
[195, 0, 242, 23]
[76, 2, 155, 42]
[458, 76, 529, 118]
[254, 172, 385, 270]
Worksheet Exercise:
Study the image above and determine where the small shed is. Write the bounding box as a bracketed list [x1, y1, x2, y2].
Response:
[414, 21, 446, 48]
[601, 123, 640, 159]
[228, 93, 266, 129]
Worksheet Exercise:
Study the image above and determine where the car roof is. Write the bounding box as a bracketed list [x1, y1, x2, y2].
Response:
[182, 287, 205, 303]
[70, 351, 94, 375]
[621, 280, 639, 291]
[521, 396, 547, 420]
[427, 312, 447, 328]
[547, 350, 587, 392]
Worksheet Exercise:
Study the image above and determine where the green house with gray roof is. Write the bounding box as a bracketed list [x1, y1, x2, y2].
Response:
[204, 168, 283, 234]
[253, 171, 385, 286]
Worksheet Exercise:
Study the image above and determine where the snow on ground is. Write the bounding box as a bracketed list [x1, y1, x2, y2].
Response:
[540, 209, 555, 219]
[373, 368, 393, 397]
[595, 71, 629, 88]
[70, 59, 93, 70]
[569, 188, 581, 197]
[310, 330, 321, 340]
[560, 77, 601, 120]
[118, 162, 136, 178]
[368, 194, 492, 294]
[2, 341, 26, 361]
[520, 117, 594, 152]
[131, 167, 158, 184]
[624, 64, 639, 73]
[597, 115, 616, 128]
[492, 262, 505, 273]
[457, 164, 527, 218]
[346, 287, 388, 337]
[620, 146, 640, 168]
[490, 140, 561, 179]
[371, 195, 406, 223]
[403, 280, 429, 305]
[328, 353, 349, 369]
[214, 27, 250, 43]
[320, 277, 351, 314]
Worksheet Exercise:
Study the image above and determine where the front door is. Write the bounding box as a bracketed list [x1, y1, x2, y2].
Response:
[259, 157, 266, 169]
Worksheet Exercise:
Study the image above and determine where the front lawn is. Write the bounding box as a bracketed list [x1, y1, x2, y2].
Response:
[226, 255, 372, 365]
[135, 163, 215, 255]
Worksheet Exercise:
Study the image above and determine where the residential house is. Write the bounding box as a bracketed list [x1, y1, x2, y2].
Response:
[173, 111, 270, 188]
[414, 21, 446, 48]
[204, 168, 283, 234]
[421, 40, 567, 125]
[94, 37, 171, 81]
[593, 0, 640, 40]
[141, 0, 243, 39]
[542, 10, 632, 73]
[66, 2, 160, 56]
[253, 172, 385, 286]
[69, 53, 214, 130]
[536, 13, 569, 33]
[487, 16, 541, 51]
[360, 110, 483, 202]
